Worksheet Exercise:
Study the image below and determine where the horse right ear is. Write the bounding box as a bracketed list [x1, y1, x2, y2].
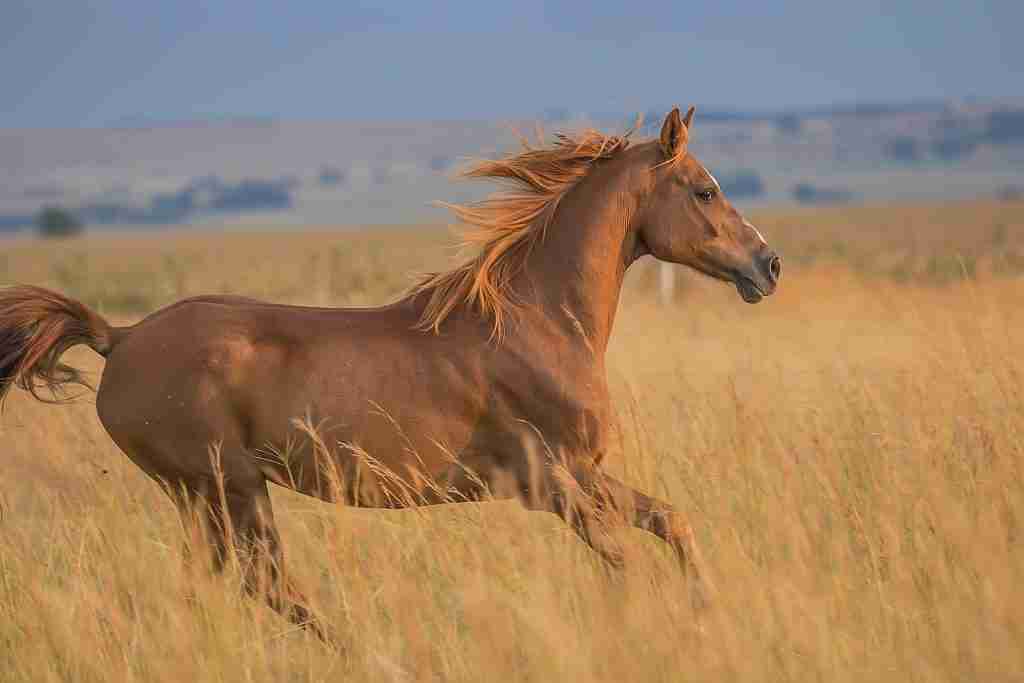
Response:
[682, 105, 696, 128]
[659, 107, 689, 159]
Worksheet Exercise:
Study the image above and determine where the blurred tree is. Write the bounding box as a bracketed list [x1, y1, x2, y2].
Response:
[883, 136, 923, 163]
[36, 206, 83, 238]
[775, 113, 802, 136]
[720, 170, 765, 199]
[319, 166, 346, 187]
[985, 109, 1024, 144]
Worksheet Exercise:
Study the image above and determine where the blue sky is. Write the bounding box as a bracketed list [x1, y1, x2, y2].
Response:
[2, 1, 1021, 127]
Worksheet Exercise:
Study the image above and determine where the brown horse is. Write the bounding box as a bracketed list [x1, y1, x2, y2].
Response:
[0, 107, 779, 641]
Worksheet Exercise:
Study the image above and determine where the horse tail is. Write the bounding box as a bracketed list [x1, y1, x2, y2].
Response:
[0, 285, 124, 404]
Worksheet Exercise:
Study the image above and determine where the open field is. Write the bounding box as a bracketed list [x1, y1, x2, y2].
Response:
[2, 199, 1024, 681]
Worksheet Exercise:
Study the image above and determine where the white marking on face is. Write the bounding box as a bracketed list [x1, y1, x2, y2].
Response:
[706, 170, 721, 191]
[743, 219, 767, 245]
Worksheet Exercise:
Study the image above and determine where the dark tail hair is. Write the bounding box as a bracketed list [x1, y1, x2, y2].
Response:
[0, 285, 120, 404]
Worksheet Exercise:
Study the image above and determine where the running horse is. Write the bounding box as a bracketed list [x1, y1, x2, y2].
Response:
[0, 108, 780, 641]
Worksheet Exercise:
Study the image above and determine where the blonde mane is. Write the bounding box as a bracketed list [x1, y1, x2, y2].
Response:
[411, 128, 633, 339]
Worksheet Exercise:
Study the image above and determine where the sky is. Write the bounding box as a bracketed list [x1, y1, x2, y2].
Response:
[2, 0, 1022, 128]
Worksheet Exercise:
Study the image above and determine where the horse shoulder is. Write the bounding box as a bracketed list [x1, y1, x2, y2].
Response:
[493, 337, 614, 459]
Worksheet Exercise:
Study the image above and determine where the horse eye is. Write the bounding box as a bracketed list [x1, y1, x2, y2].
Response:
[696, 188, 716, 203]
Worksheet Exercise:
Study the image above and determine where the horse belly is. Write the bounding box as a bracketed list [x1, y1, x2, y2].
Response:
[244, 380, 484, 506]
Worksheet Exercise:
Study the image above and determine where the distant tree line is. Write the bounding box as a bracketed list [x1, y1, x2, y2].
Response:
[67, 175, 296, 230]
[88, 175, 296, 226]
[0, 174, 300, 238]
[883, 107, 1024, 164]
[718, 170, 764, 199]
[792, 183, 855, 205]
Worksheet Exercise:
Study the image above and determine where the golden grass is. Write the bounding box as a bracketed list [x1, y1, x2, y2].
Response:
[1, 199, 1023, 681]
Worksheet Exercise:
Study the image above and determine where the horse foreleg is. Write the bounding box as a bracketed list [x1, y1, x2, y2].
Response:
[588, 472, 715, 607]
[520, 461, 626, 569]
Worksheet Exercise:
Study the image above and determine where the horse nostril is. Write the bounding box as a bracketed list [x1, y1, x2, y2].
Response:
[768, 255, 781, 283]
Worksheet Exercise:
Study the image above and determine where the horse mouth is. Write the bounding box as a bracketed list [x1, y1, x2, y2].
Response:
[736, 277, 765, 304]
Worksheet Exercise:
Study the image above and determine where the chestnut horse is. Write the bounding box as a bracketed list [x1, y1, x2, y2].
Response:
[0, 108, 779, 641]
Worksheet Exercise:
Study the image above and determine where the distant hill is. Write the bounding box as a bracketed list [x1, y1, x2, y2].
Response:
[1, 99, 1022, 233]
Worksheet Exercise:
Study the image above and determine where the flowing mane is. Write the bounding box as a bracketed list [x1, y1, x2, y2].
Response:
[410, 128, 633, 339]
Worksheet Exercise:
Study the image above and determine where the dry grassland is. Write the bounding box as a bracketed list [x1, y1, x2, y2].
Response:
[1, 199, 1023, 682]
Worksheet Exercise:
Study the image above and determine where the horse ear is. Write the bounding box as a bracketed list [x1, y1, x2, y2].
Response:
[682, 105, 696, 128]
[659, 107, 688, 158]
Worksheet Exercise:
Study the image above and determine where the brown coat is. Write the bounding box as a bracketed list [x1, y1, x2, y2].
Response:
[0, 108, 779, 643]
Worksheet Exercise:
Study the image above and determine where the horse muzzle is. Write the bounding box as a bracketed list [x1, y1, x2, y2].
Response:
[735, 249, 780, 303]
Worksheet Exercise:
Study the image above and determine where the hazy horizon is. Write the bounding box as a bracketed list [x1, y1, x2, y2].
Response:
[3, 2, 1021, 230]
[4, 1, 1021, 128]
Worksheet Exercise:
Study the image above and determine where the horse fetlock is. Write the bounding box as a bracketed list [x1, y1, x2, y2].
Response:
[648, 509, 695, 546]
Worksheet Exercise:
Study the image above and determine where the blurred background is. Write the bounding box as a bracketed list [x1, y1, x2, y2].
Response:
[1, 0, 1022, 235]
[4, 5, 1024, 682]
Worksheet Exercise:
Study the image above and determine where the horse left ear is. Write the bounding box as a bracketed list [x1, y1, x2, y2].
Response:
[682, 105, 696, 128]
[659, 107, 689, 159]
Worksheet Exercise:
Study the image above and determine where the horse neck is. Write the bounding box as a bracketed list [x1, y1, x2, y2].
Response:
[513, 157, 643, 356]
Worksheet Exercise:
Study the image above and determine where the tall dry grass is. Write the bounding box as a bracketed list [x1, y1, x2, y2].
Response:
[1, 200, 1023, 681]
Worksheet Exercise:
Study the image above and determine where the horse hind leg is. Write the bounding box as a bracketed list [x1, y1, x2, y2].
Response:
[171, 478, 336, 645]
[96, 355, 337, 644]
